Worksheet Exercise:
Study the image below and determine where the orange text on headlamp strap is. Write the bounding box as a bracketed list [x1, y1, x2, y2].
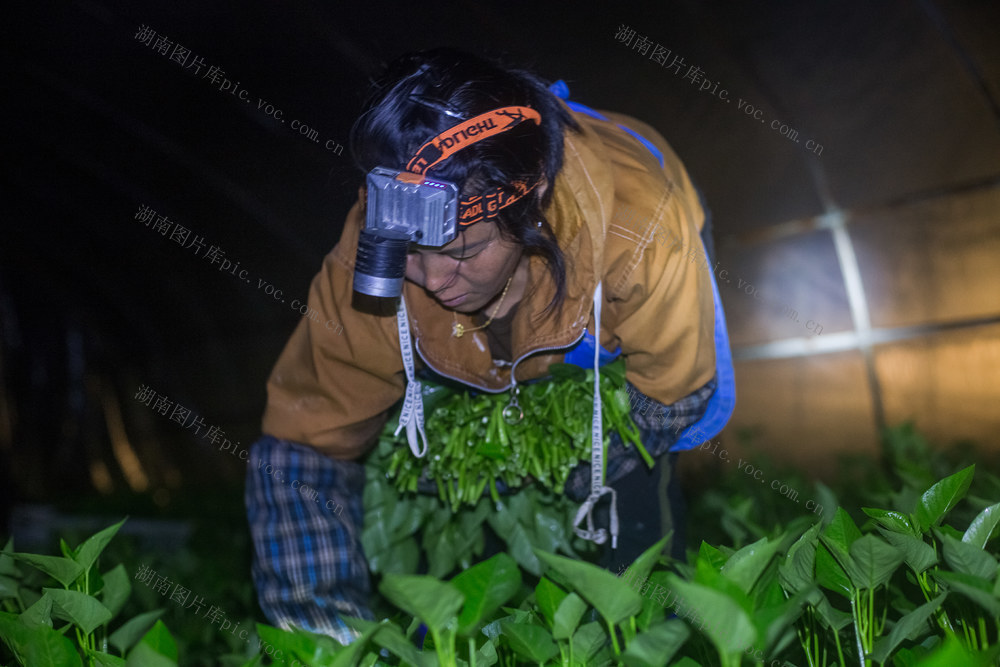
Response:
[457, 179, 538, 226]
[405, 106, 542, 176]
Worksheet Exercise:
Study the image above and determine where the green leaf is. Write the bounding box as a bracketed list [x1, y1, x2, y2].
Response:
[529, 508, 576, 556]
[475, 636, 499, 667]
[665, 575, 757, 656]
[689, 558, 751, 617]
[450, 553, 521, 635]
[913, 465, 975, 532]
[0, 574, 19, 600]
[863, 508, 917, 535]
[779, 523, 821, 594]
[126, 641, 178, 667]
[598, 358, 628, 385]
[134, 619, 178, 661]
[93, 652, 128, 666]
[627, 535, 672, 584]
[388, 496, 428, 535]
[60, 538, 78, 560]
[344, 618, 434, 667]
[815, 539, 857, 597]
[498, 619, 558, 663]
[534, 577, 567, 629]
[720, 536, 783, 595]
[823, 508, 863, 552]
[811, 592, 853, 633]
[552, 592, 588, 640]
[877, 529, 939, 574]
[634, 588, 666, 632]
[256, 623, 350, 664]
[535, 550, 643, 625]
[101, 564, 131, 619]
[848, 534, 904, 590]
[963, 502, 1000, 549]
[910, 633, 991, 667]
[379, 573, 464, 636]
[423, 522, 459, 579]
[695, 541, 729, 575]
[9, 553, 84, 587]
[0, 611, 83, 667]
[756, 585, 812, 653]
[871, 594, 946, 664]
[932, 571, 1000, 616]
[937, 524, 964, 540]
[936, 530, 998, 579]
[622, 619, 691, 667]
[382, 536, 421, 576]
[44, 587, 113, 634]
[486, 511, 542, 576]
[569, 620, 608, 663]
[20, 593, 53, 629]
[327, 622, 387, 667]
[808, 591, 853, 634]
[109, 609, 165, 654]
[74, 518, 127, 573]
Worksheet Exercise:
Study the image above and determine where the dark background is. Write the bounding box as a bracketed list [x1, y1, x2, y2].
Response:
[2, 0, 999, 538]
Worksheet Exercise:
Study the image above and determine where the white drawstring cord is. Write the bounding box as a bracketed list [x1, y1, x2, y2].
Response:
[394, 295, 429, 458]
[572, 282, 619, 549]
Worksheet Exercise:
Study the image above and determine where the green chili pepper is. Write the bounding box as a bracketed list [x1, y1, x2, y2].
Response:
[540, 441, 551, 481]
[497, 405, 511, 449]
[622, 423, 654, 468]
[488, 474, 500, 504]
[388, 453, 402, 478]
[484, 410, 496, 448]
[551, 401, 567, 432]
[525, 429, 538, 479]
[462, 473, 474, 505]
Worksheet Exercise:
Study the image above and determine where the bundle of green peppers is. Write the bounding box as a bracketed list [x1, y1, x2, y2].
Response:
[383, 359, 654, 511]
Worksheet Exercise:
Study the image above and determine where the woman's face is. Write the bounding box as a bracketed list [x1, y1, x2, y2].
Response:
[405, 221, 523, 313]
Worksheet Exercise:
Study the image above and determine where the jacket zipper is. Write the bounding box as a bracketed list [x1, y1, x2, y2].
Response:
[413, 330, 587, 394]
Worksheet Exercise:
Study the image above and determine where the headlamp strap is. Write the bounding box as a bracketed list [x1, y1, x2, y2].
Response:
[404, 106, 543, 227]
[405, 106, 541, 176]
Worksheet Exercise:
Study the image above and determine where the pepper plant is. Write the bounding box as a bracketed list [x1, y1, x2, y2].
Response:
[0, 518, 177, 666]
[5, 402, 998, 666]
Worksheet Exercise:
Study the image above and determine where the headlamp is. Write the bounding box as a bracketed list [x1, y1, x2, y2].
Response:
[353, 106, 542, 298]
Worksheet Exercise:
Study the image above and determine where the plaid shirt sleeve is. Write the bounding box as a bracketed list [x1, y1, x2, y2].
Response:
[564, 375, 716, 502]
[245, 435, 373, 645]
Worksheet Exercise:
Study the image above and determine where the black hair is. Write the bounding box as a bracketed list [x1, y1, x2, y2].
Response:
[350, 48, 581, 313]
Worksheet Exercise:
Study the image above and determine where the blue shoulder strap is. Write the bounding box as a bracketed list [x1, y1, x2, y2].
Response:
[563, 331, 621, 368]
[549, 80, 664, 168]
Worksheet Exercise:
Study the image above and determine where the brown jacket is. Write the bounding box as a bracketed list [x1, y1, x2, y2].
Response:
[261, 107, 716, 460]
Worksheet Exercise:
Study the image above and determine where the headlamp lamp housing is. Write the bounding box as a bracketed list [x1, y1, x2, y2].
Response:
[364, 166, 459, 247]
[353, 166, 460, 298]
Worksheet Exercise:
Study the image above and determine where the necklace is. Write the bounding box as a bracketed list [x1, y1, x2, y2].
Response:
[451, 275, 514, 338]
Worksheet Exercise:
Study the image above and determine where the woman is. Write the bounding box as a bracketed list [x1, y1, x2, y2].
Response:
[246, 48, 728, 644]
